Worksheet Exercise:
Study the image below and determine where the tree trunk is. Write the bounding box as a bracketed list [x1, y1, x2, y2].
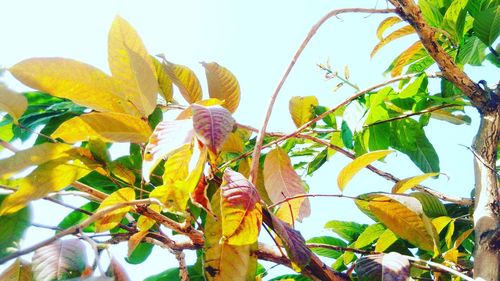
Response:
[472, 108, 500, 281]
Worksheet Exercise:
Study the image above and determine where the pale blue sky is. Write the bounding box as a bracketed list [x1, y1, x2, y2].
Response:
[0, 0, 495, 279]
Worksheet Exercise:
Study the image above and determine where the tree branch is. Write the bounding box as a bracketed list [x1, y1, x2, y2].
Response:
[248, 7, 396, 185]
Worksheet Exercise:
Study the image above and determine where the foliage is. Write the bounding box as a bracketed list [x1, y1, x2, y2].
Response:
[0, 1, 498, 280]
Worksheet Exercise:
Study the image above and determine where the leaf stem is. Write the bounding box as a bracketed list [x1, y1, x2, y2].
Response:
[405, 255, 473, 281]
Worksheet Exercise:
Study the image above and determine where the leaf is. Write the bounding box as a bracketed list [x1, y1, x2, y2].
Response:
[263, 147, 311, 223]
[324, 220, 367, 242]
[95, 187, 135, 232]
[410, 192, 448, 218]
[220, 168, 262, 245]
[307, 148, 328, 175]
[9, 58, 136, 116]
[144, 265, 204, 281]
[162, 144, 193, 185]
[366, 193, 436, 251]
[137, 204, 161, 231]
[142, 119, 195, 182]
[126, 242, 153, 265]
[419, 0, 443, 27]
[341, 121, 354, 149]
[203, 190, 257, 281]
[0, 143, 74, 178]
[0, 86, 27, 124]
[220, 132, 245, 153]
[376, 16, 403, 40]
[458, 36, 488, 65]
[0, 259, 33, 281]
[106, 258, 131, 281]
[307, 236, 347, 259]
[431, 109, 472, 125]
[128, 230, 149, 258]
[190, 174, 214, 216]
[442, 0, 469, 42]
[432, 216, 452, 234]
[375, 229, 399, 252]
[391, 41, 424, 77]
[108, 16, 158, 117]
[0, 195, 31, 259]
[337, 150, 393, 191]
[192, 104, 235, 154]
[0, 159, 92, 215]
[32, 238, 88, 281]
[400, 73, 428, 98]
[151, 57, 173, 102]
[354, 223, 386, 249]
[268, 275, 312, 281]
[58, 202, 99, 233]
[289, 96, 319, 128]
[163, 61, 202, 104]
[355, 252, 410, 281]
[52, 112, 152, 144]
[371, 25, 415, 57]
[392, 173, 439, 193]
[202, 62, 241, 113]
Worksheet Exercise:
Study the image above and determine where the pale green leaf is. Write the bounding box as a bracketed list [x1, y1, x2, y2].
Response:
[354, 223, 386, 249]
[0, 195, 31, 260]
[442, 0, 469, 42]
[337, 150, 393, 191]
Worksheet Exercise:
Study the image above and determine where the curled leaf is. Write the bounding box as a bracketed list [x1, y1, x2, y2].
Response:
[191, 104, 235, 154]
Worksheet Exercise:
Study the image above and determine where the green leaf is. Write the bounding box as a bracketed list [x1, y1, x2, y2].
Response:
[0, 195, 31, 260]
[354, 223, 386, 249]
[314, 105, 336, 128]
[390, 119, 440, 173]
[341, 121, 354, 149]
[375, 229, 399, 252]
[32, 238, 88, 280]
[307, 236, 347, 259]
[57, 202, 99, 233]
[473, 5, 500, 45]
[419, 0, 444, 27]
[126, 242, 153, 264]
[269, 275, 312, 281]
[144, 265, 204, 281]
[458, 35, 488, 65]
[399, 74, 428, 99]
[307, 148, 328, 175]
[410, 192, 448, 218]
[324, 220, 367, 242]
[442, 0, 469, 42]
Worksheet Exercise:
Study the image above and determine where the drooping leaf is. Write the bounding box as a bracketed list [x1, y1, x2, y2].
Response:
[52, 112, 152, 144]
[324, 220, 367, 242]
[32, 238, 88, 281]
[410, 192, 448, 218]
[108, 16, 158, 117]
[95, 187, 135, 232]
[371, 25, 415, 57]
[289, 96, 319, 128]
[355, 252, 410, 281]
[0, 158, 92, 215]
[9, 58, 136, 116]
[203, 190, 257, 281]
[142, 119, 195, 182]
[307, 236, 347, 259]
[341, 120, 354, 149]
[220, 168, 262, 245]
[391, 41, 424, 77]
[0, 86, 27, 124]
[163, 61, 202, 104]
[376, 17, 403, 40]
[151, 57, 173, 103]
[365, 193, 436, 252]
[337, 150, 393, 191]
[263, 147, 311, 223]
[0, 195, 31, 259]
[0, 259, 33, 281]
[392, 173, 439, 193]
[354, 223, 386, 249]
[191, 104, 235, 154]
[202, 62, 241, 113]
[0, 143, 74, 178]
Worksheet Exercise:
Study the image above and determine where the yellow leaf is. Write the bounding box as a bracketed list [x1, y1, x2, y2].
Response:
[344, 64, 350, 80]
[162, 144, 193, 185]
[95, 187, 135, 232]
[109, 163, 136, 185]
[375, 229, 398, 252]
[432, 216, 453, 234]
[137, 204, 161, 231]
[128, 230, 148, 257]
[151, 56, 173, 102]
[288, 96, 319, 128]
[443, 248, 459, 263]
[203, 190, 257, 281]
[368, 193, 436, 252]
[163, 62, 202, 104]
[337, 150, 393, 191]
[264, 147, 310, 223]
[202, 62, 241, 113]
[431, 109, 471, 125]
[9, 58, 137, 116]
[376, 16, 403, 40]
[52, 112, 152, 144]
[0, 143, 75, 178]
[220, 132, 244, 153]
[0, 158, 91, 215]
[108, 16, 158, 117]
[454, 228, 473, 248]
[391, 41, 424, 77]
[371, 25, 415, 58]
[0, 86, 27, 124]
[392, 172, 439, 193]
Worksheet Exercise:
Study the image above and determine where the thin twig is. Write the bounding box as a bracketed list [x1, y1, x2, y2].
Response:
[364, 104, 457, 127]
[248, 7, 396, 185]
[0, 198, 162, 265]
[405, 255, 474, 281]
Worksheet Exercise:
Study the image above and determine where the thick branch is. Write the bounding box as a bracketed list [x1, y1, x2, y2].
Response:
[248, 7, 396, 184]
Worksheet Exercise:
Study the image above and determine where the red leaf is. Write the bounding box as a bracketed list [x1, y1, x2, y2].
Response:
[190, 174, 214, 216]
[191, 104, 235, 154]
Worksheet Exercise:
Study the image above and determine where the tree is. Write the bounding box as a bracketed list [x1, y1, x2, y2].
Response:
[0, 0, 498, 280]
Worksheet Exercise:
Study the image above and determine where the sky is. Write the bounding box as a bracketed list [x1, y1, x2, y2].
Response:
[0, 0, 497, 280]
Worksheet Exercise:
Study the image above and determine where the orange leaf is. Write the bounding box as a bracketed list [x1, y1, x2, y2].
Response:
[390, 41, 424, 77]
[371, 25, 415, 58]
